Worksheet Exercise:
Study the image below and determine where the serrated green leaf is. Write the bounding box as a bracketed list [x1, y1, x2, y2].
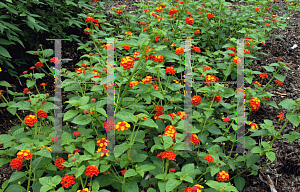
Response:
[82, 140, 95, 155]
[138, 119, 158, 129]
[124, 169, 137, 178]
[286, 113, 300, 127]
[63, 110, 79, 121]
[266, 152, 275, 163]
[75, 165, 85, 178]
[166, 179, 181, 192]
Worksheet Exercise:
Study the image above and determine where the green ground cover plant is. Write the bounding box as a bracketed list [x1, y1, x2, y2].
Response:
[0, 0, 299, 191]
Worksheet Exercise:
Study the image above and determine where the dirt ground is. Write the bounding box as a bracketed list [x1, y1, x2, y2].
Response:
[0, 0, 299, 191]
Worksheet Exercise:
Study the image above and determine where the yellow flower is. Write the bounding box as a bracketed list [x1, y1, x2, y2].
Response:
[248, 121, 259, 130]
[125, 31, 133, 36]
[0, 67, 2, 72]
[115, 121, 130, 131]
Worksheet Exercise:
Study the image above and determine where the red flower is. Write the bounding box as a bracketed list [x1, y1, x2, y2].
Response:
[116, 10, 123, 15]
[266, 23, 270, 27]
[10, 157, 23, 171]
[85, 165, 99, 177]
[278, 57, 283, 61]
[140, 21, 147, 25]
[211, 95, 221, 103]
[52, 136, 59, 143]
[286, 63, 290, 67]
[86, 16, 94, 22]
[35, 62, 44, 70]
[169, 168, 176, 172]
[84, 28, 91, 35]
[216, 171, 229, 182]
[91, 98, 96, 103]
[50, 57, 59, 64]
[30, 66, 35, 69]
[207, 14, 213, 19]
[192, 95, 202, 105]
[24, 115, 38, 127]
[192, 47, 201, 53]
[40, 83, 47, 87]
[185, 17, 193, 25]
[277, 112, 284, 119]
[73, 131, 80, 137]
[157, 151, 176, 161]
[259, 73, 268, 79]
[276, 80, 283, 86]
[54, 157, 66, 170]
[37, 110, 48, 119]
[204, 155, 214, 163]
[23, 88, 29, 94]
[23, 71, 28, 74]
[104, 119, 115, 132]
[166, 66, 176, 75]
[61, 174, 75, 188]
[123, 46, 130, 50]
[121, 169, 127, 176]
[222, 117, 230, 122]
[262, 42, 266, 46]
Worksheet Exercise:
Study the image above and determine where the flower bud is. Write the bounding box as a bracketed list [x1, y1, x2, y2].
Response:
[89, 53, 93, 56]
[84, 109, 89, 114]
[116, 158, 120, 161]
[185, 174, 188, 176]
[82, 139, 86, 143]
[128, 158, 132, 161]
[18, 181, 21, 185]
[71, 158, 76, 162]
[158, 135, 163, 138]
[40, 131, 44, 135]
[170, 99, 174, 103]
[45, 93, 49, 97]
[176, 136, 181, 139]
[65, 72, 69, 75]
[180, 178, 183, 181]
[93, 157, 97, 161]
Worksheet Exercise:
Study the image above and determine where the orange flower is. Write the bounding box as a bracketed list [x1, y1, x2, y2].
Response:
[192, 47, 201, 53]
[271, 18, 277, 22]
[185, 17, 193, 25]
[169, 8, 180, 18]
[40, 83, 47, 87]
[142, 76, 153, 84]
[135, 114, 147, 121]
[155, 105, 163, 112]
[23, 88, 29, 94]
[173, 80, 181, 85]
[266, 23, 270, 27]
[204, 155, 214, 163]
[202, 65, 211, 72]
[86, 16, 94, 22]
[154, 36, 160, 41]
[24, 115, 38, 127]
[103, 119, 115, 132]
[211, 95, 221, 103]
[252, 81, 261, 87]
[116, 10, 123, 15]
[125, 31, 133, 36]
[121, 169, 128, 176]
[277, 113, 284, 119]
[175, 47, 184, 55]
[123, 46, 130, 50]
[111, 7, 116, 10]
[232, 56, 241, 65]
[255, 8, 260, 12]
[84, 28, 91, 35]
[85, 165, 99, 177]
[155, 6, 163, 12]
[61, 174, 75, 188]
[192, 95, 202, 105]
[205, 75, 219, 83]
[120, 56, 134, 70]
[153, 55, 164, 63]
[249, 97, 260, 112]
[276, 80, 283, 86]
[164, 125, 177, 141]
[54, 157, 66, 170]
[97, 138, 109, 147]
[248, 121, 259, 129]
[17, 150, 32, 161]
[68, 149, 81, 158]
[169, 113, 176, 120]
[166, 66, 176, 75]
[10, 157, 23, 171]
[35, 62, 44, 70]
[216, 171, 229, 182]
[75, 68, 85, 74]
[96, 147, 110, 157]
[37, 110, 48, 119]
[186, 134, 199, 146]
[157, 151, 176, 161]
[207, 14, 213, 19]
[0, 67, 2, 72]
[133, 51, 141, 60]
[260, 73, 268, 79]
[130, 81, 139, 88]
[116, 121, 130, 131]
[176, 111, 187, 120]
[244, 49, 250, 54]
[227, 47, 236, 57]
[152, 83, 159, 90]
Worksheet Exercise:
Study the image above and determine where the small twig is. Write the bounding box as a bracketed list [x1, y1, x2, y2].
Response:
[266, 175, 278, 192]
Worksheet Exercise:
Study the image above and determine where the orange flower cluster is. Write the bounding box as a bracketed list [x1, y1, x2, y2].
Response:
[260, 73, 268, 79]
[152, 83, 159, 90]
[232, 56, 241, 65]
[157, 151, 176, 161]
[249, 97, 260, 112]
[23, 88, 29, 94]
[37, 110, 48, 119]
[186, 134, 199, 146]
[202, 65, 211, 72]
[194, 30, 201, 35]
[61, 174, 75, 188]
[130, 81, 139, 88]
[244, 49, 251, 54]
[84, 28, 91, 35]
[227, 47, 236, 57]
[116, 121, 130, 131]
[252, 81, 261, 87]
[120, 56, 135, 70]
[24, 115, 38, 127]
[142, 76, 153, 84]
[54, 157, 66, 170]
[35, 62, 43, 70]
[185, 17, 193, 25]
[135, 114, 147, 121]
[116, 10, 123, 15]
[121, 169, 128, 176]
[183, 184, 204, 192]
[97, 138, 109, 148]
[166, 65, 176, 75]
[39, 145, 52, 152]
[248, 121, 259, 129]
[277, 112, 284, 119]
[216, 171, 229, 182]
[154, 105, 164, 121]
[133, 51, 141, 60]
[207, 14, 213, 19]
[75, 68, 85, 74]
[175, 47, 184, 55]
[96, 147, 110, 157]
[173, 80, 181, 85]
[123, 46, 130, 50]
[204, 155, 214, 163]
[50, 57, 59, 64]
[205, 75, 219, 83]
[153, 55, 164, 63]
[211, 95, 221, 103]
[192, 95, 202, 105]
[104, 119, 115, 131]
[276, 80, 283, 86]
[125, 31, 133, 36]
[169, 8, 180, 19]
[85, 165, 99, 177]
[10, 157, 23, 171]
[164, 125, 177, 142]
[17, 149, 32, 161]
[176, 111, 187, 120]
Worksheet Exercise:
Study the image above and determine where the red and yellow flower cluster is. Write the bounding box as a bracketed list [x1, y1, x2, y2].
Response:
[204, 155, 214, 163]
[192, 95, 202, 105]
[85, 165, 99, 177]
[96, 147, 110, 157]
[54, 157, 66, 170]
[183, 184, 204, 192]
[37, 110, 48, 119]
[103, 119, 115, 132]
[164, 125, 177, 142]
[211, 95, 221, 103]
[166, 65, 176, 75]
[249, 97, 260, 112]
[10, 149, 33, 171]
[61, 174, 75, 188]
[186, 134, 199, 146]
[216, 171, 230, 182]
[24, 115, 38, 127]
[154, 105, 164, 121]
[120, 56, 135, 70]
[157, 151, 176, 161]
[116, 121, 130, 131]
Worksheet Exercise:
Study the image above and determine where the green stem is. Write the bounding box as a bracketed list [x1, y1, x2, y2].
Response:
[172, 3, 185, 39]
[27, 157, 33, 191]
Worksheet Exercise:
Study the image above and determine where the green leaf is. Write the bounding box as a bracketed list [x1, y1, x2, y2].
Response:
[0, 45, 11, 58]
[51, 175, 61, 185]
[286, 113, 300, 127]
[228, 159, 235, 171]
[154, 49, 180, 60]
[205, 180, 222, 189]
[40, 185, 52, 192]
[158, 181, 166, 192]
[96, 108, 107, 117]
[207, 126, 222, 135]
[181, 164, 194, 175]
[114, 143, 129, 158]
[72, 114, 92, 125]
[139, 164, 156, 172]
[138, 119, 158, 129]
[273, 73, 285, 82]
[122, 180, 139, 192]
[150, 90, 164, 100]
[42, 49, 53, 57]
[271, 34, 285, 41]
[210, 165, 220, 177]
[266, 101, 279, 109]
[75, 165, 85, 178]
[266, 152, 276, 163]
[163, 136, 173, 150]
[116, 111, 134, 122]
[9, 171, 27, 183]
[282, 132, 300, 143]
[35, 148, 52, 159]
[212, 136, 228, 143]
[278, 99, 296, 112]
[0, 80, 12, 87]
[26, 79, 36, 88]
[124, 169, 137, 178]
[246, 154, 260, 168]
[234, 176, 245, 191]
[33, 73, 45, 79]
[0, 158, 10, 167]
[138, 33, 150, 46]
[82, 140, 95, 155]
[165, 179, 181, 192]
[263, 66, 274, 72]
[63, 110, 79, 121]
[203, 108, 214, 119]
[62, 132, 72, 143]
[92, 180, 100, 191]
[100, 164, 111, 173]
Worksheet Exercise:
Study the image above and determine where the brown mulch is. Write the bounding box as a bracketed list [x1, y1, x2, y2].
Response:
[0, 0, 299, 191]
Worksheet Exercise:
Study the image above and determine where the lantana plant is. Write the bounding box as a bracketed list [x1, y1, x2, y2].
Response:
[0, 0, 299, 191]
